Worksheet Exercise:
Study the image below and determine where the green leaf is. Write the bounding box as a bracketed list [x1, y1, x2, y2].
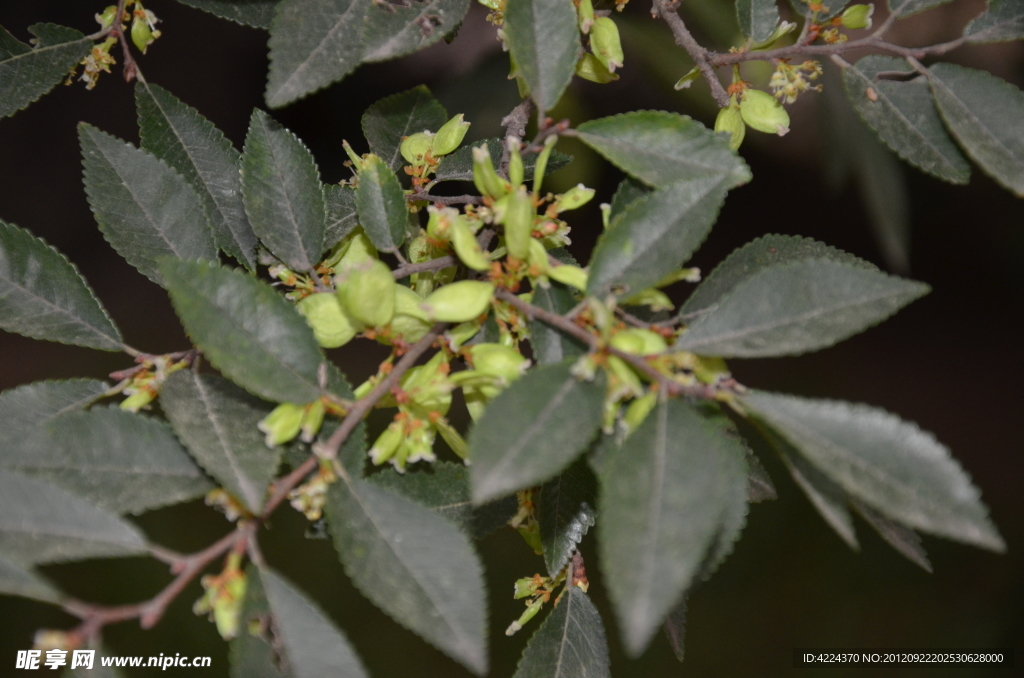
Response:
[361, 86, 448, 171]
[741, 390, 1005, 551]
[434, 138, 573, 182]
[0, 554, 62, 604]
[6, 406, 212, 515]
[325, 476, 488, 675]
[928, 63, 1024, 197]
[231, 564, 287, 678]
[160, 372, 283, 514]
[576, 112, 751, 189]
[852, 498, 932, 571]
[161, 259, 327, 404]
[361, 0, 470, 64]
[369, 462, 517, 539]
[137, 82, 258, 271]
[355, 154, 408, 252]
[79, 123, 217, 286]
[786, 0, 843, 19]
[586, 176, 731, 297]
[0, 379, 108, 453]
[0, 23, 90, 119]
[537, 459, 596, 577]
[736, 0, 780, 43]
[0, 220, 123, 351]
[675, 259, 929, 357]
[504, 0, 580, 111]
[259, 568, 370, 678]
[608, 177, 649, 221]
[242, 109, 326, 270]
[598, 400, 747, 656]
[174, 0, 279, 28]
[681, 234, 875, 319]
[888, 0, 955, 17]
[964, 0, 1024, 42]
[843, 56, 970, 184]
[512, 586, 610, 678]
[323, 183, 359, 250]
[469, 361, 605, 504]
[0, 469, 147, 565]
[529, 281, 587, 365]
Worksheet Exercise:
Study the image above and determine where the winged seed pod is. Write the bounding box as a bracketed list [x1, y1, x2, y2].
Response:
[501, 186, 535, 260]
[432, 114, 471, 157]
[338, 259, 396, 328]
[740, 89, 790, 136]
[547, 263, 588, 290]
[715, 104, 746, 150]
[420, 280, 495, 322]
[507, 136, 525, 187]
[400, 131, 434, 166]
[297, 293, 357, 348]
[577, 0, 595, 32]
[589, 17, 624, 72]
[258, 402, 305, 447]
[841, 4, 874, 30]
[610, 328, 668, 356]
[472, 146, 509, 199]
[448, 211, 491, 271]
[576, 53, 620, 83]
[391, 285, 433, 342]
[554, 184, 596, 213]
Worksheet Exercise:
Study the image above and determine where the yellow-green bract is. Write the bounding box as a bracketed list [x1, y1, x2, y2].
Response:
[420, 281, 495, 322]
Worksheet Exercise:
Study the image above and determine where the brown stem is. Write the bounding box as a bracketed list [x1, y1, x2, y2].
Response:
[652, 0, 730, 106]
[710, 35, 966, 67]
[407, 192, 483, 205]
[392, 255, 457, 279]
[500, 99, 535, 177]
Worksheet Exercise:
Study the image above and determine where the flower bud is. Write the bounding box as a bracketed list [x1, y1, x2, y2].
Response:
[258, 402, 305, 447]
[472, 146, 509, 199]
[297, 293, 357, 348]
[370, 423, 404, 466]
[589, 17, 624, 72]
[500, 186, 535, 260]
[527, 238, 550, 275]
[715, 104, 746, 151]
[432, 114, 471, 157]
[610, 328, 668, 356]
[547, 264, 588, 290]
[420, 280, 495, 322]
[338, 259, 396, 328]
[576, 53, 620, 84]
[468, 343, 528, 383]
[300, 399, 326, 443]
[507, 136, 525, 187]
[400, 131, 435, 166]
[740, 89, 790, 136]
[449, 211, 491, 271]
[577, 0, 595, 32]
[554, 183, 596, 213]
[841, 4, 874, 30]
[120, 388, 156, 412]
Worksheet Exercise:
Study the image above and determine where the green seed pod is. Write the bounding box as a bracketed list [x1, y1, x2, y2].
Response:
[400, 131, 435, 166]
[611, 328, 668, 356]
[472, 146, 509, 199]
[258, 403, 306, 447]
[527, 238, 550, 275]
[607, 355, 643, 396]
[297, 293, 357, 348]
[447, 320, 482, 349]
[405, 425, 437, 465]
[96, 5, 119, 28]
[339, 259, 396, 328]
[449, 211, 491, 271]
[300, 400, 326, 443]
[507, 136, 525, 188]
[514, 577, 541, 599]
[432, 114, 471, 157]
[131, 14, 154, 53]
[554, 183, 596, 213]
[547, 264, 588, 290]
[624, 391, 658, 432]
[501, 186, 535, 260]
[840, 4, 874, 30]
[715, 104, 746, 151]
[394, 285, 430, 321]
[576, 53, 620, 84]
[331, 230, 378, 272]
[589, 17, 624, 72]
[420, 280, 495, 323]
[577, 0, 595, 32]
[370, 423, 404, 466]
[622, 287, 674, 311]
[468, 343, 528, 383]
[693, 355, 730, 385]
[740, 89, 790, 136]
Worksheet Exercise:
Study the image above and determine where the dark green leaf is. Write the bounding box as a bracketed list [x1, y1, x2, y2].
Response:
[599, 400, 747, 656]
[586, 176, 731, 297]
[843, 56, 970, 183]
[79, 123, 217, 285]
[434, 138, 573, 182]
[0, 469, 147, 565]
[964, 0, 1024, 42]
[608, 177, 649, 221]
[470, 361, 605, 503]
[355, 154, 407, 252]
[741, 390, 1005, 551]
[786, 0, 843, 18]
[681, 234, 875, 319]
[325, 476, 488, 675]
[576, 112, 751, 189]
[852, 498, 932, 571]
[663, 597, 688, 663]
[736, 0, 780, 43]
[231, 564, 287, 678]
[0, 221, 123, 351]
[369, 462, 516, 538]
[0, 379, 108, 452]
[504, 0, 580, 111]
[242, 109, 326, 270]
[161, 259, 327, 404]
[323, 184, 359, 249]
[530, 281, 586, 365]
[512, 586, 610, 678]
[928, 63, 1024, 197]
[361, 0, 470, 64]
[0, 23, 90, 119]
[675, 260, 929, 357]
[259, 568, 370, 678]
[160, 372, 283, 514]
[537, 459, 596, 577]
[137, 82, 258, 270]
[361, 86, 448, 171]
[175, 0, 279, 28]
[0, 555, 61, 604]
[7, 406, 212, 515]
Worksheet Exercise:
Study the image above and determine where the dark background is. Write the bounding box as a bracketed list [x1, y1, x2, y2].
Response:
[1, 1, 1021, 676]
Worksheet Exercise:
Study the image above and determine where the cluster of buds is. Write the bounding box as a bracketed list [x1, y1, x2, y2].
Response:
[76, 37, 117, 90]
[399, 113, 470, 187]
[193, 552, 247, 640]
[716, 81, 791, 150]
[257, 399, 326, 447]
[575, 0, 625, 84]
[769, 60, 823, 105]
[449, 342, 529, 419]
[288, 461, 337, 520]
[114, 353, 190, 412]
